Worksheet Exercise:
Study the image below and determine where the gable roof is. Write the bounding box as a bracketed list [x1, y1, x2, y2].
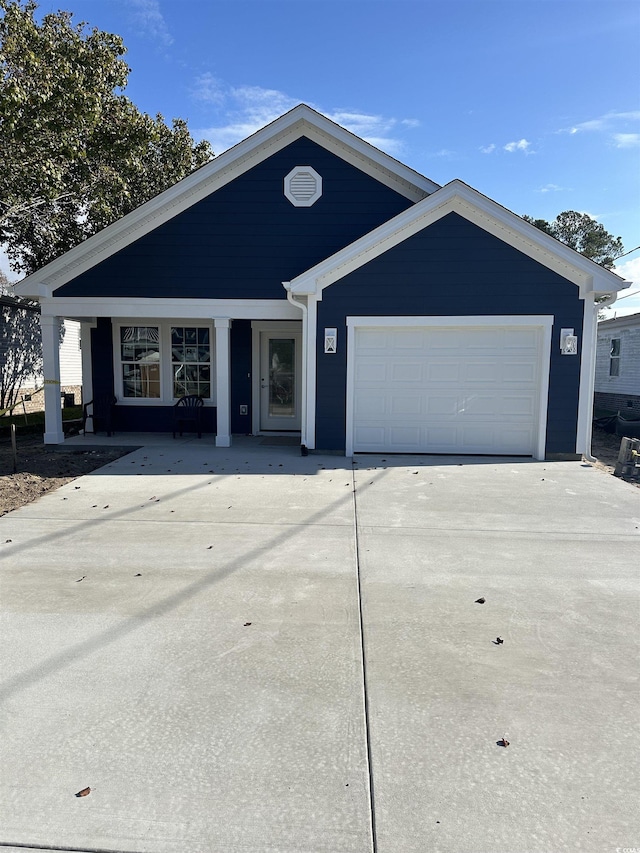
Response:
[285, 180, 629, 298]
[15, 104, 439, 299]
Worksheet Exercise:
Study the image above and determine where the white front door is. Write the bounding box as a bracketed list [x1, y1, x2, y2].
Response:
[259, 330, 302, 431]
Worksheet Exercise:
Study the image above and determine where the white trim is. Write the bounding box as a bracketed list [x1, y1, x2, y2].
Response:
[38, 297, 300, 322]
[577, 293, 597, 456]
[250, 321, 303, 435]
[14, 105, 438, 299]
[80, 321, 96, 408]
[344, 315, 553, 460]
[214, 318, 232, 447]
[305, 297, 318, 449]
[40, 315, 64, 444]
[289, 181, 628, 299]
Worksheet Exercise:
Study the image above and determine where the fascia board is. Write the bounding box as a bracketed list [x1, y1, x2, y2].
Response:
[14, 104, 437, 297]
[38, 295, 300, 321]
[289, 180, 628, 298]
[13, 281, 48, 299]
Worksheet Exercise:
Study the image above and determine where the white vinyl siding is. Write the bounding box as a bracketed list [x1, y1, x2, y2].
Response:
[595, 320, 640, 397]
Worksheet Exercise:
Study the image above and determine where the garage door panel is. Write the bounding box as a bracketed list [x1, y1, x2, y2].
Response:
[426, 395, 459, 415]
[391, 361, 423, 382]
[427, 362, 461, 382]
[355, 395, 386, 417]
[504, 328, 538, 348]
[352, 325, 542, 456]
[501, 395, 535, 416]
[355, 360, 388, 382]
[465, 361, 500, 382]
[389, 395, 423, 415]
[390, 330, 424, 349]
[503, 361, 537, 383]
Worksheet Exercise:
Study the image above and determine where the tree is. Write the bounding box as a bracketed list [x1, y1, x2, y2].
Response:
[0, 269, 43, 411]
[0, 0, 213, 275]
[522, 211, 624, 269]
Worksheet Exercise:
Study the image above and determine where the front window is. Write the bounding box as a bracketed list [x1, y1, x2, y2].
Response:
[121, 326, 161, 398]
[171, 326, 211, 398]
[609, 338, 621, 377]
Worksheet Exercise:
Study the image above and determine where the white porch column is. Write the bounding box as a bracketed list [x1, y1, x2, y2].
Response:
[80, 321, 96, 406]
[214, 318, 232, 447]
[41, 314, 64, 444]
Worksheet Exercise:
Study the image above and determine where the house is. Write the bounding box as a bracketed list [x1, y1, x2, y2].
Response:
[13, 105, 628, 458]
[1, 285, 82, 414]
[594, 312, 640, 418]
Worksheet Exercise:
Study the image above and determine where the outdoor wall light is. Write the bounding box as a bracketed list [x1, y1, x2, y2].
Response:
[324, 328, 337, 353]
[560, 328, 578, 355]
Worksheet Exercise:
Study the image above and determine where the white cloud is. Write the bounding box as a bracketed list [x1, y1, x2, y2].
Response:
[504, 138, 531, 153]
[612, 133, 640, 149]
[601, 255, 640, 318]
[193, 80, 419, 156]
[427, 148, 457, 159]
[565, 109, 640, 136]
[536, 183, 570, 193]
[190, 72, 226, 105]
[480, 143, 496, 154]
[562, 110, 640, 153]
[129, 0, 173, 47]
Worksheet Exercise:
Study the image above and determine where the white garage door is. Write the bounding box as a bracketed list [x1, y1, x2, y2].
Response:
[351, 324, 544, 455]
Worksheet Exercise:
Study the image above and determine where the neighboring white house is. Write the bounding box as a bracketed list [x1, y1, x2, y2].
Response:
[594, 311, 640, 417]
[1, 283, 83, 412]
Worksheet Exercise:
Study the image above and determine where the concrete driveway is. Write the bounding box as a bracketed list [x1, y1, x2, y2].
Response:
[1, 439, 638, 853]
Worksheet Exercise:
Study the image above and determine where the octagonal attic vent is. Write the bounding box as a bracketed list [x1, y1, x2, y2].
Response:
[284, 166, 322, 207]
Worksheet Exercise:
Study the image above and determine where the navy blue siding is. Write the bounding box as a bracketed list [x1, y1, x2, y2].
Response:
[54, 138, 413, 299]
[315, 213, 585, 456]
[230, 320, 252, 434]
[91, 318, 114, 398]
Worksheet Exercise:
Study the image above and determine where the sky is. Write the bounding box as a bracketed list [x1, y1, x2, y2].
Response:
[3, 0, 640, 316]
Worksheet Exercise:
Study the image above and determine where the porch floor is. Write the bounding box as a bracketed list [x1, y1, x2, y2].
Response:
[56, 433, 303, 453]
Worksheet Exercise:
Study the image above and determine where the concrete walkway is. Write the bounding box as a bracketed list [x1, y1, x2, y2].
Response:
[0, 439, 638, 853]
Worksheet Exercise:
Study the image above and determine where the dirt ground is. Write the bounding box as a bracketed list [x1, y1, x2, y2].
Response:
[0, 435, 129, 517]
[0, 428, 637, 517]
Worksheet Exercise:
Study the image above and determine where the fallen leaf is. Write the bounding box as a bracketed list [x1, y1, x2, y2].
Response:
[475, 597, 485, 604]
[75, 787, 91, 797]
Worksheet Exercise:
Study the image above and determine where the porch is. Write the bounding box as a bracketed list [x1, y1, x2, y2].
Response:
[39, 304, 310, 449]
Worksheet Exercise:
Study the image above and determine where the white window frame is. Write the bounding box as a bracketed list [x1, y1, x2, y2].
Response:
[609, 338, 621, 377]
[113, 319, 215, 405]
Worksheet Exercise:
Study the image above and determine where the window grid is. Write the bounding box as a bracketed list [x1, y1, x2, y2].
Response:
[171, 326, 211, 399]
[120, 326, 161, 398]
[609, 338, 621, 377]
